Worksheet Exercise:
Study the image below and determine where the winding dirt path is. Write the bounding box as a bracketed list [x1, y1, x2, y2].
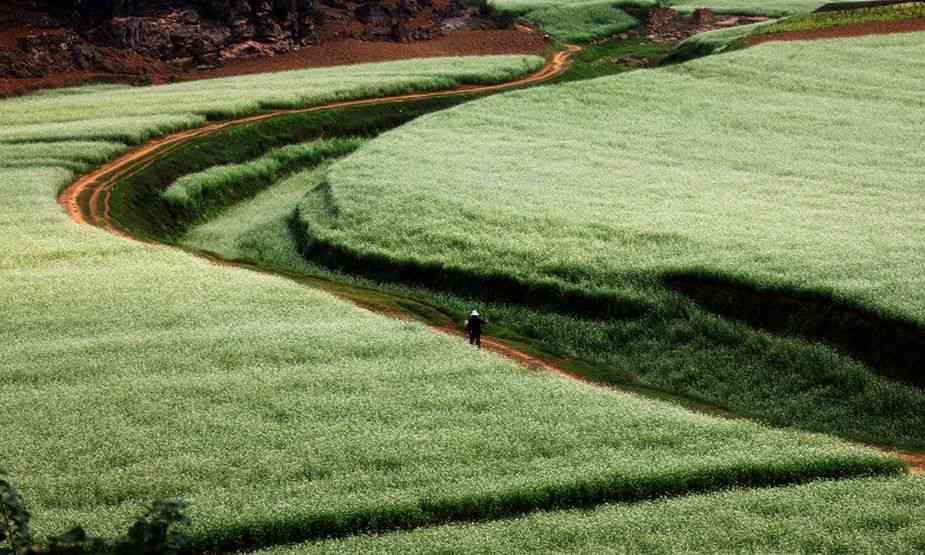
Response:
[58, 45, 578, 232]
[55, 43, 925, 475]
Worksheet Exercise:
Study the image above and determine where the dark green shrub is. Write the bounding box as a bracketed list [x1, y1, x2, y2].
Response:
[0, 471, 33, 555]
[1, 472, 189, 555]
[117, 500, 191, 555]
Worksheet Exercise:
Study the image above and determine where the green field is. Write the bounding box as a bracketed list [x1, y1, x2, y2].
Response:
[161, 138, 364, 219]
[665, 0, 849, 16]
[493, 0, 887, 44]
[509, 0, 640, 42]
[0, 55, 544, 138]
[672, 1, 925, 59]
[298, 32, 925, 448]
[316, 33, 925, 325]
[6, 6, 925, 553]
[755, 0, 925, 33]
[493, 0, 849, 38]
[261, 477, 925, 554]
[2, 51, 905, 553]
[180, 93, 925, 453]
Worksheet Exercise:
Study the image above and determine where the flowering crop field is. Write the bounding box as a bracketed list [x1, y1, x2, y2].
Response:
[296, 33, 925, 448]
[0, 55, 544, 141]
[508, 0, 640, 42]
[1, 53, 905, 552]
[312, 32, 925, 332]
[259, 477, 925, 554]
[3, 163, 900, 550]
[664, 0, 856, 16]
[162, 138, 364, 215]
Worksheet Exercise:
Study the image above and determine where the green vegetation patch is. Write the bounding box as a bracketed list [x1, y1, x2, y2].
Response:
[520, 1, 639, 42]
[0, 55, 544, 141]
[257, 477, 925, 554]
[4, 162, 899, 547]
[551, 37, 675, 83]
[493, 0, 849, 22]
[111, 94, 495, 242]
[755, 1, 925, 33]
[668, 0, 922, 62]
[185, 138, 925, 453]
[664, 0, 844, 16]
[668, 20, 776, 61]
[161, 138, 363, 218]
[300, 33, 925, 446]
[316, 32, 925, 327]
[1, 55, 901, 552]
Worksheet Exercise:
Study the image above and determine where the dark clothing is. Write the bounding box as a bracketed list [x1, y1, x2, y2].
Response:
[466, 315, 485, 348]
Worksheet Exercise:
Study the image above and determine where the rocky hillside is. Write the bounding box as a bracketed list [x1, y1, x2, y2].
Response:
[1, 0, 468, 79]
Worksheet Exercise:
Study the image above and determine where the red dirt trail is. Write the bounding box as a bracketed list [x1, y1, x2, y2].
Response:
[56, 43, 925, 476]
[745, 17, 925, 46]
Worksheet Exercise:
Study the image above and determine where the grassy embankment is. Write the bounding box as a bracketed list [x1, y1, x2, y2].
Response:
[287, 32, 925, 450]
[673, 1, 925, 60]
[0, 56, 544, 131]
[755, 0, 925, 31]
[161, 139, 365, 222]
[515, 1, 640, 42]
[253, 477, 925, 554]
[2, 52, 900, 553]
[491, 0, 846, 43]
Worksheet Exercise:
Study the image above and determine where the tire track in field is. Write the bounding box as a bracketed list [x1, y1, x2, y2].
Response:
[55, 43, 924, 476]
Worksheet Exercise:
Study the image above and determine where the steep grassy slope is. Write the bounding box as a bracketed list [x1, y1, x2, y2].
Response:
[298, 33, 925, 446]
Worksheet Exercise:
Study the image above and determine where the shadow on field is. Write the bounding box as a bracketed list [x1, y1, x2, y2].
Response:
[665, 272, 925, 389]
[292, 182, 649, 322]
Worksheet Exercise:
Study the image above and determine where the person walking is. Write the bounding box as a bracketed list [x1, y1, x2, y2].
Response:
[464, 309, 487, 349]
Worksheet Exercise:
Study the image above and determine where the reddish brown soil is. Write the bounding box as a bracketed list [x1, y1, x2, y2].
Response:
[745, 17, 925, 46]
[185, 29, 547, 81]
[0, 24, 29, 51]
[0, 27, 547, 98]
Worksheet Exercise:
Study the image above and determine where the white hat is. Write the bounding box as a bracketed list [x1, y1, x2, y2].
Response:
[471, 310, 479, 316]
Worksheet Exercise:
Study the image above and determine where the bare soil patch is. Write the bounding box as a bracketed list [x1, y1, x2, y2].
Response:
[745, 17, 925, 45]
[184, 29, 548, 82]
[0, 25, 546, 98]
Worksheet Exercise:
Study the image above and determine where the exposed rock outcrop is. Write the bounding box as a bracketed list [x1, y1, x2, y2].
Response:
[1, 0, 469, 77]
